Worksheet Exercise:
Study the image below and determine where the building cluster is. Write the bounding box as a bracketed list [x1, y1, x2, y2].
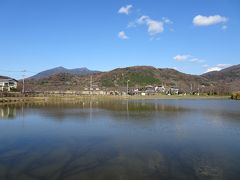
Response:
[81, 84, 180, 96]
[80, 84, 180, 96]
[128, 85, 179, 96]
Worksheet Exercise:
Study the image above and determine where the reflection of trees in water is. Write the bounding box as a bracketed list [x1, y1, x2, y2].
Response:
[1, 100, 189, 122]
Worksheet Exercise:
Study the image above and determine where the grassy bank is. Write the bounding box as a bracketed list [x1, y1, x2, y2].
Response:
[0, 94, 231, 104]
[231, 92, 240, 100]
[0, 96, 47, 103]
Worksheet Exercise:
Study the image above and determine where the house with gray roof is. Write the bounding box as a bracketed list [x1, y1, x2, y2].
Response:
[0, 76, 18, 92]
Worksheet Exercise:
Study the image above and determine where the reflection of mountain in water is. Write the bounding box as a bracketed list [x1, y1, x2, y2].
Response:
[0, 100, 189, 121]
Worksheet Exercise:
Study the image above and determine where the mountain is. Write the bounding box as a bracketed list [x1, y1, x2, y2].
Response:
[23, 64, 240, 94]
[24, 66, 207, 93]
[29, 66, 100, 79]
[202, 64, 240, 92]
[0, 75, 10, 79]
[202, 64, 240, 81]
[95, 66, 208, 91]
[0, 75, 18, 81]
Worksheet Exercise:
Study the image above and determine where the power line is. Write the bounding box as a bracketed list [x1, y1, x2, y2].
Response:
[0, 69, 38, 74]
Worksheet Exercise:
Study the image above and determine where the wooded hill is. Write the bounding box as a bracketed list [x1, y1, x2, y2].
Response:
[21, 65, 240, 94]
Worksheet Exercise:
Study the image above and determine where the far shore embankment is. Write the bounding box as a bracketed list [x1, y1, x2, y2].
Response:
[0, 94, 231, 104]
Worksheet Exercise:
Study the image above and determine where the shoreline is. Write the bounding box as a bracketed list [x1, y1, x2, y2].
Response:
[0, 95, 231, 104]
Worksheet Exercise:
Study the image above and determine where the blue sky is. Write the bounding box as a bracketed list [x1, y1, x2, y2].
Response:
[0, 0, 240, 79]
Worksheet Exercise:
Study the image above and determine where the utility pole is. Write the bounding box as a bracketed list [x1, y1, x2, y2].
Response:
[90, 75, 92, 95]
[22, 70, 26, 94]
[190, 83, 193, 95]
[197, 85, 200, 96]
[127, 80, 130, 95]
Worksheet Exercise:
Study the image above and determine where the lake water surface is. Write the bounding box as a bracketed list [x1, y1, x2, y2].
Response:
[0, 99, 240, 180]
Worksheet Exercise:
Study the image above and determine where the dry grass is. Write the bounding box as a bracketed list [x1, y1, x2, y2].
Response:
[0, 94, 231, 105]
[231, 92, 240, 100]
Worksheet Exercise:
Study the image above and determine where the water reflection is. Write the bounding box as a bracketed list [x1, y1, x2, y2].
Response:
[0, 100, 240, 180]
[0, 106, 17, 119]
[0, 100, 190, 121]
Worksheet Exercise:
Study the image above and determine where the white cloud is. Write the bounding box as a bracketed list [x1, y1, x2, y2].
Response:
[206, 67, 222, 72]
[118, 5, 133, 15]
[121, 7, 172, 38]
[189, 58, 205, 63]
[118, 31, 128, 39]
[127, 21, 136, 28]
[206, 64, 232, 72]
[216, 64, 232, 68]
[147, 20, 164, 35]
[137, 16, 164, 35]
[162, 17, 173, 24]
[137, 15, 149, 24]
[193, 15, 228, 26]
[174, 55, 191, 61]
[174, 54, 206, 64]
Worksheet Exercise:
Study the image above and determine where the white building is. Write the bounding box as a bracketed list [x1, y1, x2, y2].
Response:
[155, 85, 165, 93]
[0, 77, 18, 92]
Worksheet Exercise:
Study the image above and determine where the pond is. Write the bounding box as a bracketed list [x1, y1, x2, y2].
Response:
[0, 99, 240, 180]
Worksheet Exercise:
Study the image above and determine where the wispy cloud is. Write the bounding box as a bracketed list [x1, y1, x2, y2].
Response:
[118, 31, 128, 39]
[217, 64, 232, 68]
[118, 5, 133, 15]
[174, 54, 205, 63]
[189, 58, 205, 63]
[174, 54, 191, 61]
[193, 15, 228, 26]
[206, 67, 222, 72]
[162, 17, 173, 24]
[118, 5, 172, 39]
[127, 21, 137, 28]
[137, 15, 165, 36]
[206, 64, 232, 72]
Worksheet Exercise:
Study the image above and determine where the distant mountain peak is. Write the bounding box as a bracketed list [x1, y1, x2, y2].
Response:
[28, 66, 100, 79]
[55, 66, 65, 69]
